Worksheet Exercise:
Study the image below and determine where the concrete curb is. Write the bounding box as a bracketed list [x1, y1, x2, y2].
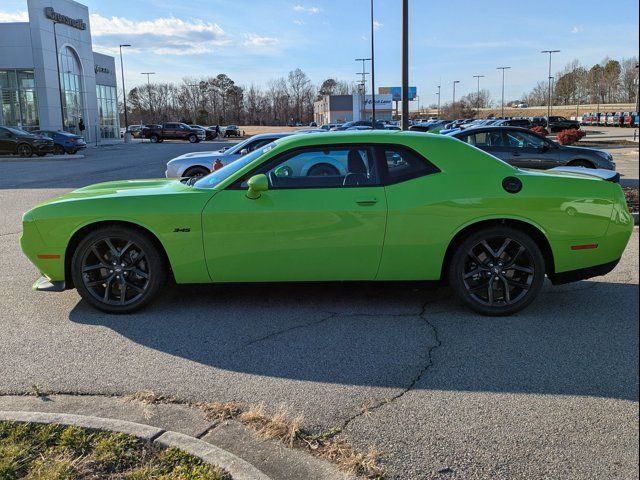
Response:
[0, 154, 85, 161]
[0, 410, 273, 480]
[632, 212, 639, 226]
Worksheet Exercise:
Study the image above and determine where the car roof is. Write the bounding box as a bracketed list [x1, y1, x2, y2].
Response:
[447, 125, 538, 136]
[248, 132, 293, 139]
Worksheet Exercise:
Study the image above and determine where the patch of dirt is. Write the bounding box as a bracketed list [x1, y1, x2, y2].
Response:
[624, 187, 639, 213]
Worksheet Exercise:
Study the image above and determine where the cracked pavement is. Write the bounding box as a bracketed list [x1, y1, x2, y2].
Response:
[1, 142, 638, 479]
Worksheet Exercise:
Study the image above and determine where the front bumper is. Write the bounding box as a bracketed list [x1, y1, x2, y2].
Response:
[33, 276, 66, 291]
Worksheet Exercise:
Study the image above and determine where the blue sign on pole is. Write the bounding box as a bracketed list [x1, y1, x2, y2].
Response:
[389, 86, 417, 101]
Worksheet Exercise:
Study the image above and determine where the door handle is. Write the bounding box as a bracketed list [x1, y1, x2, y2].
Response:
[356, 198, 378, 206]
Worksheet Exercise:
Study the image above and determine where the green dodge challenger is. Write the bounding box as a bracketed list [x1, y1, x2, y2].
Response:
[20, 131, 633, 315]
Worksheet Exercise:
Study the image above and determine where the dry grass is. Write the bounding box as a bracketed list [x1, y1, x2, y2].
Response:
[125, 392, 387, 478]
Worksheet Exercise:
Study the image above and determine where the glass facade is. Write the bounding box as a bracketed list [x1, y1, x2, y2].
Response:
[96, 84, 118, 139]
[0, 70, 39, 131]
[59, 46, 84, 135]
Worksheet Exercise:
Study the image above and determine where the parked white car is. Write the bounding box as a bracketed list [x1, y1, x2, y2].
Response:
[165, 133, 292, 179]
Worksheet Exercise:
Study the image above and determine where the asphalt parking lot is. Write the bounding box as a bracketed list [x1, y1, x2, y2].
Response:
[0, 141, 638, 479]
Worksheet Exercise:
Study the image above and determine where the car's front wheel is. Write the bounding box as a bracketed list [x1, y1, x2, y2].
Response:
[188, 134, 197, 143]
[17, 143, 33, 157]
[448, 226, 545, 316]
[150, 134, 160, 143]
[71, 226, 167, 313]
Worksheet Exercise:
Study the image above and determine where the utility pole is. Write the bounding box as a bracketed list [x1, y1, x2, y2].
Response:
[141, 72, 156, 122]
[473, 74, 485, 118]
[119, 44, 131, 130]
[452, 80, 460, 106]
[370, 0, 376, 125]
[436, 85, 441, 118]
[497, 66, 510, 118]
[542, 50, 560, 122]
[401, 0, 409, 130]
[355, 58, 370, 122]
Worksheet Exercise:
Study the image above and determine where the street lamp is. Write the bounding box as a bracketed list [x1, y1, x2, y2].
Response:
[496, 66, 511, 118]
[473, 75, 485, 118]
[141, 72, 156, 122]
[436, 85, 441, 118]
[401, 0, 409, 130]
[118, 44, 131, 131]
[355, 58, 371, 121]
[452, 80, 460, 106]
[635, 63, 639, 112]
[369, 0, 376, 124]
[542, 50, 560, 121]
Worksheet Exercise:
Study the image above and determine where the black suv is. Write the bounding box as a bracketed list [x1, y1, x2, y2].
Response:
[0, 126, 54, 157]
[547, 116, 580, 132]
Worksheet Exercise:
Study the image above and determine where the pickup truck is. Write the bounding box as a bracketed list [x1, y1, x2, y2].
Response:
[142, 122, 205, 143]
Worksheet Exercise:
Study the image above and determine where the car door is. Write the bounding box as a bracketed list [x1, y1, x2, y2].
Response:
[503, 129, 549, 168]
[458, 130, 512, 163]
[0, 127, 16, 153]
[201, 144, 388, 282]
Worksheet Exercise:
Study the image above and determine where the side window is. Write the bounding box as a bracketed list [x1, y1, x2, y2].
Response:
[458, 133, 475, 146]
[382, 146, 439, 183]
[471, 131, 504, 147]
[248, 139, 271, 152]
[256, 146, 379, 189]
[506, 131, 545, 148]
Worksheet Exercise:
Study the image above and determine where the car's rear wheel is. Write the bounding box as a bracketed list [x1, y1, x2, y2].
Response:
[188, 134, 197, 143]
[17, 143, 33, 157]
[71, 226, 167, 313]
[448, 226, 545, 316]
[53, 144, 65, 155]
[150, 134, 160, 143]
[183, 166, 210, 179]
[569, 160, 594, 168]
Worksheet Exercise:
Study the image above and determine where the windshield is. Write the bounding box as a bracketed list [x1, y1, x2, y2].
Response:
[194, 142, 275, 189]
[3, 127, 31, 136]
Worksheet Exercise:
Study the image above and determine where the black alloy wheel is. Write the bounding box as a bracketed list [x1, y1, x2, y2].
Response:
[72, 227, 166, 313]
[17, 143, 33, 157]
[449, 226, 545, 316]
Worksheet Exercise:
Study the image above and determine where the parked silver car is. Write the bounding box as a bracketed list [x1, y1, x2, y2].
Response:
[165, 133, 292, 179]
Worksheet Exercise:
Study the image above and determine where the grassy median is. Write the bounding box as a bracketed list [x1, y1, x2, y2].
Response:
[0, 421, 228, 479]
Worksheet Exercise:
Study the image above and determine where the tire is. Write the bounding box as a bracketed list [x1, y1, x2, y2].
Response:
[17, 143, 33, 158]
[307, 163, 340, 177]
[183, 166, 210, 179]
[188, 134, 197, 143]
[71, 226, 167, 314]
[53, 144, 65, 155]
[569, 160, 594, 168]
[150, 134, 160, 143]
[36, 152, 47, 157]
[448, 226, 545, 316]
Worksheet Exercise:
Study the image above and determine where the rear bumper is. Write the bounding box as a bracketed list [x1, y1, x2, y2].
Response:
[548, 258, 620, 285]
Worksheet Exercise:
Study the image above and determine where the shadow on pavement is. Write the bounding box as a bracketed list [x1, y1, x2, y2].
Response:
[69, 280, 639, 401]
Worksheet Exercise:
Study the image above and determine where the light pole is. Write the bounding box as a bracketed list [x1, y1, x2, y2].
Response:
[118, 44, 131, 130]
[401, 0, 409, 130]
[355, 58, 371, 121]
[542, 50, 560, 122]
[141, 72, 156, 122]
[497, 66, 510, 118]
[549, 76, 555, 115]
[369, 0, 376, 124]
[436, 85, 441, 118]
[473, 74, 485, 118]
[452, 80, 460, 106]
[635, 63, 639, 112]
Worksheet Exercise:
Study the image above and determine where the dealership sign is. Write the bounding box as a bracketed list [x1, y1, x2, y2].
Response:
[44, 7, 86, 30]
[95, 65, 111, 74]
[380, 86, 417, 101]
[364, 94, 392, 110]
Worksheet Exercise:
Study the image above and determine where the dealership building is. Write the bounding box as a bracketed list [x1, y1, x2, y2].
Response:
[314, 94, 393, 125]
[0, 0, 119, 142]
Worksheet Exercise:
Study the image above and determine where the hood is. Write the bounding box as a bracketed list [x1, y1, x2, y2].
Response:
[37, 179, 192, 206]
[561, 145, 607, 155]
[170, 150, 229, 163]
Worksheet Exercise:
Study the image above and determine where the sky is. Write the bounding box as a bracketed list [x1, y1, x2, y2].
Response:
[1, 0, 638, 106]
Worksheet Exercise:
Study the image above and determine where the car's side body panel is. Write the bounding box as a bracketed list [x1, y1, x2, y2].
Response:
[20, 132, 634, 292]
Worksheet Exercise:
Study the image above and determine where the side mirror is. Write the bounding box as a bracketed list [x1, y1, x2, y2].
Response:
[239, 148, 249, 156]
[246, 174, 268, 199]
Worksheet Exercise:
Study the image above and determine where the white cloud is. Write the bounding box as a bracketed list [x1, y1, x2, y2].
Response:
[0, 10, 28, 22]
[571, 26, 580, 33]
[293, 5, 320, 14]
[293, 19, 305, 25]
[88, 13, 231, 55]
[242, 33, 279, 47]
[373, 20, 382, 30]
